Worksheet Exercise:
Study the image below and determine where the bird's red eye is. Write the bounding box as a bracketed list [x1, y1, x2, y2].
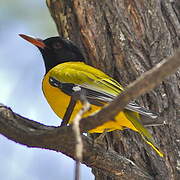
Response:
[53, 42, 63, 49]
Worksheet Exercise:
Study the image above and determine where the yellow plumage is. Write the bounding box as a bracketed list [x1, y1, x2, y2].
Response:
[42, 62, 163, 157]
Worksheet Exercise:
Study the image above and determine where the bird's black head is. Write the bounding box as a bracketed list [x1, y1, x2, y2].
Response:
[19, 34, 85, 73]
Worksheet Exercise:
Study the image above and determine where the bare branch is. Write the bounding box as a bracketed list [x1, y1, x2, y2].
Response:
[72, 96, 90, 180]
[0, 106, 152, 179]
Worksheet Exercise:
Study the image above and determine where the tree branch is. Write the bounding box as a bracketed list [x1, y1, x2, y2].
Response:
[0, 105, 152, 179]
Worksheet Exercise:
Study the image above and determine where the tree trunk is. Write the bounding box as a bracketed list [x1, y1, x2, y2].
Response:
[47, 0, 180, 179]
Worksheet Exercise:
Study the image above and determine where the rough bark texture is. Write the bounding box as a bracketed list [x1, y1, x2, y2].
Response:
[46, 0, 180, 179]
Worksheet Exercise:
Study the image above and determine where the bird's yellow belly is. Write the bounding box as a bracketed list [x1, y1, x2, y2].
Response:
[42, 75, 137, 133]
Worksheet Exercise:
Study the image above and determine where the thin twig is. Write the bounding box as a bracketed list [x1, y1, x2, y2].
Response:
[74, 161, 81, 180]
[72, 94, 90, 180]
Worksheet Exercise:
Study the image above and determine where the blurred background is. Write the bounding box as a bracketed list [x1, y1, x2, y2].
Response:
[0, 1, 93, 179]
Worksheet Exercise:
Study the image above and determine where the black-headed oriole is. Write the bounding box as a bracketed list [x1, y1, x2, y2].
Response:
[19, 34, 163, 157]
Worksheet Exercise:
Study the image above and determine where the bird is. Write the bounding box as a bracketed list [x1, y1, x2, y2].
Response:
[19, 34, 163, 157]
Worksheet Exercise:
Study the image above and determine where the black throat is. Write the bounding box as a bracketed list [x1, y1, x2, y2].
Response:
[40, 49, 85, 74]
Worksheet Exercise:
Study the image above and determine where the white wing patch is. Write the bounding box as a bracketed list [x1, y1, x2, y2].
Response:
[72, 86, 81, 92]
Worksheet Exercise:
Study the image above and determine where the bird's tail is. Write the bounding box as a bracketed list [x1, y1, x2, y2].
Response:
[141, 135, 164, 157]
[124, 110, 164, 157]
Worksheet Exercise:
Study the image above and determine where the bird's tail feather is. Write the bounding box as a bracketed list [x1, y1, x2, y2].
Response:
[124, 110, 164, 157]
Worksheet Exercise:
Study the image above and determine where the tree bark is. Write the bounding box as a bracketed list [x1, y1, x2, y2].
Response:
[46, 0, 180, 179]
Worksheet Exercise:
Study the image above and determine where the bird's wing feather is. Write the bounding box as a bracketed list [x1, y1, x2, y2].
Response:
[49, 62, 123, 96]
[49, 62, 157, 119]
[126, 102, 158, 119]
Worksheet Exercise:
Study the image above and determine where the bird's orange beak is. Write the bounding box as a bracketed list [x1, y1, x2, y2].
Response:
[19, 34, 46, 49]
